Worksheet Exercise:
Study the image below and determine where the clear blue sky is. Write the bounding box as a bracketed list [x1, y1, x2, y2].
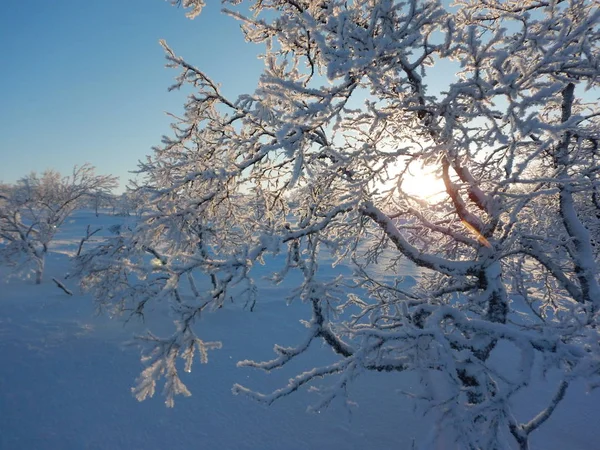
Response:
[0, 1, 263, 191]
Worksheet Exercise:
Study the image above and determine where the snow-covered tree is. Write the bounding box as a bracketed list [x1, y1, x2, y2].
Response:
[0, 165, 118, 283]
[77, 1, 599, 448]
[114, 186, 154, 217]
[89, 189, 117, 217]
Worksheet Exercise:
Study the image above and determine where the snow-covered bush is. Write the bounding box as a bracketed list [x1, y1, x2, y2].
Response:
[76, 1, 600, 448]
[0, 165, 117, 283]
[113, 188, 153, 217]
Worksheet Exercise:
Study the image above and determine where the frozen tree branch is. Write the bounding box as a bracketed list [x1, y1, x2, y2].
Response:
[74, 1, 600, 448]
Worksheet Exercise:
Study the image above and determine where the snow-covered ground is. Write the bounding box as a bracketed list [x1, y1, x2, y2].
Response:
[0, 211, 598, 449]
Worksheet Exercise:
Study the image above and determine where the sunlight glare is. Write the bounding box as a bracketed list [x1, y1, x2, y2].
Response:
[399, 166, 446, 202]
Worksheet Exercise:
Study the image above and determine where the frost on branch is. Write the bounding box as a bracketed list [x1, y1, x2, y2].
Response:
[76, 0, 600, 448]
[168, 0, 205, 19]
[132, 325, 222, 407]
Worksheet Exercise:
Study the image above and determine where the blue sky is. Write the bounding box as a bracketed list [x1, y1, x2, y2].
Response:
[0, 1, 263, 190]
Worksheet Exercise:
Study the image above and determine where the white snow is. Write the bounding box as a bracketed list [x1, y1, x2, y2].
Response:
[0, 210, 598, 449]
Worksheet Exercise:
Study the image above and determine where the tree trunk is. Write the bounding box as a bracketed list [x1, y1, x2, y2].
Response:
[35, 253, 45, 285]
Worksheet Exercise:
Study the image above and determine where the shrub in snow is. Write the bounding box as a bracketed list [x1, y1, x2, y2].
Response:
[0, 164, 117, 283]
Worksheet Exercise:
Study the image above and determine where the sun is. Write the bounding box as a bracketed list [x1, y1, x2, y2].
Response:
[371, 156, 447, 203]
[399, 166, 446, 201]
